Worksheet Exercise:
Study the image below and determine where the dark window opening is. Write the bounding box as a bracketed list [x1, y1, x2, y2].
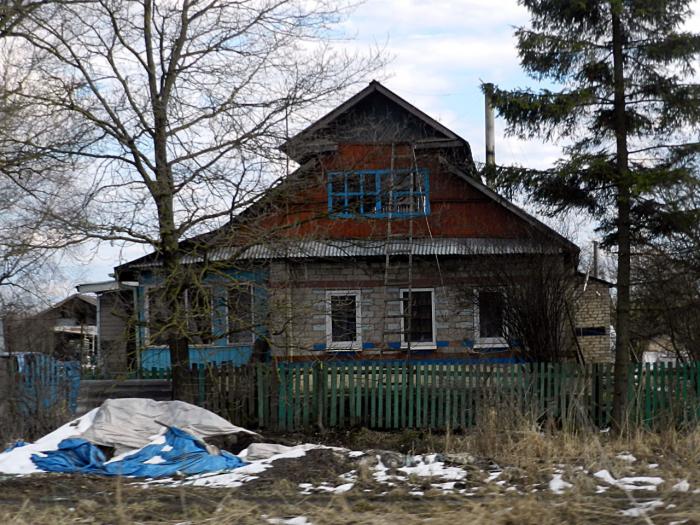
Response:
[402, 290, 434, 343]
[228, 285, 254, 345]
[187, 287, 214, 345]
[330, 294, 358, 343]
[146, 287, 170, 346]
[479, 290, 504, 339]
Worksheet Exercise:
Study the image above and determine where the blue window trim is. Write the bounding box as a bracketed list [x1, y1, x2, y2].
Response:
[327, 168, 430, 219]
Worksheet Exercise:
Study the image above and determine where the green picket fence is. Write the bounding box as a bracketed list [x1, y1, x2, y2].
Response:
[186, 361, 700, 432]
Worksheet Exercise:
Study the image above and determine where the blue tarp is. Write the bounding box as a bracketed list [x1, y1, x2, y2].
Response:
[31, 427, 246, 478]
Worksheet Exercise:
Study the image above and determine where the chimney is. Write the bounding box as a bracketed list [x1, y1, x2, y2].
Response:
[593, 241, 600, 279]
[484, 83, 496, 167]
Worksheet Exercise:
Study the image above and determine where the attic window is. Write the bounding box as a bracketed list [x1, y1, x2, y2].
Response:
[327, 169, 429, 218]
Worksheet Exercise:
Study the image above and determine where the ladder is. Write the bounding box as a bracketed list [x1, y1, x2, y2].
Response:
[380, 143, 422, 356]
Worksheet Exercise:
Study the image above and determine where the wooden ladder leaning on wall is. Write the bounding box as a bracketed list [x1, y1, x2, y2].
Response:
[379, 142, 423, 358]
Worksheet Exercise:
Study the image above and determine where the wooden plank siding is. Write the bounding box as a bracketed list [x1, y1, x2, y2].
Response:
[250, 144, 539, 242]
[185, 361, 700, 432]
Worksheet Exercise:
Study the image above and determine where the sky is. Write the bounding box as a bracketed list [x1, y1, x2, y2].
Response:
[58, 0, 700, 299]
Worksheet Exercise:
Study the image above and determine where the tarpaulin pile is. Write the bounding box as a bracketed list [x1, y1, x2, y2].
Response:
[0, 398, 255, 478]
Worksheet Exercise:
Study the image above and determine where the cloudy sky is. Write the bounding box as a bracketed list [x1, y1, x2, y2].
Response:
[63, 0, 700, 296]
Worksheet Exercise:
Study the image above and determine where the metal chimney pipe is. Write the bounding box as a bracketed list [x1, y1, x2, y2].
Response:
[593, 241, 600, 279]
[484, 83, 496, 167]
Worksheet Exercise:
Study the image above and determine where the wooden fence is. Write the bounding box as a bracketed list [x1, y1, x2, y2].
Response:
[184, 361, 700, 432]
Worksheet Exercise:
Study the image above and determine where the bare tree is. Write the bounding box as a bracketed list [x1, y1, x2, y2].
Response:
[5, 0, 383, 396]
[0, 31, 89, 307]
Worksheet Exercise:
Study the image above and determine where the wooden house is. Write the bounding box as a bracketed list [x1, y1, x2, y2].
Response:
[88, 81, 612, 372]
[2, 294, 97, 362]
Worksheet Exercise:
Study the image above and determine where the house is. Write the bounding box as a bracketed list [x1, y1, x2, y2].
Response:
[82, 81, 613, 373]
[2, 294, 97, 363]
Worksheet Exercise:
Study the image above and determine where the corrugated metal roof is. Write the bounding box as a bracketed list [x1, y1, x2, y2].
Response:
[130, 238, 563, 268]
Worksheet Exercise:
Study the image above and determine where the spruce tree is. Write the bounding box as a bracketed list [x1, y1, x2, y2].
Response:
[487, 0, 700, 429]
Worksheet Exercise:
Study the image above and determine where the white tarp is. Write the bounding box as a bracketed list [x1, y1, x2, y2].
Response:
[80, 398, 256, 455]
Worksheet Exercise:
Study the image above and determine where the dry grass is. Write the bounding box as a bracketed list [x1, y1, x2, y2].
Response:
[1, 406, 699, 524]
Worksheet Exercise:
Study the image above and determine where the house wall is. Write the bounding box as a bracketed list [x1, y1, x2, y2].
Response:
[131, 257, 613, 368]
[574, 279, 613, 363]
[98, 290, 134, 374]
[267, 256, 516, 361]
[266, 257, 614, 364]
[251, 144, 539, 243]
[135, 267, 269, 369]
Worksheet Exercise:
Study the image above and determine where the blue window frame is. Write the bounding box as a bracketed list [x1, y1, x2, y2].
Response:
[327, 168, 430, 218]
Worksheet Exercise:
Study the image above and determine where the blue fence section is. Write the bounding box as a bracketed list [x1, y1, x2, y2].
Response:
[141, 346, 252, 370]
[14, 353, 81, 415]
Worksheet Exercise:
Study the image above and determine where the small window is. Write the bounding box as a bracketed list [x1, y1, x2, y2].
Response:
[326, 291, 361, 350]
[400, 289, 435, 347]
[145, 287, 170, 346]
[228, 285, 254, 345]
[328, 169, 428, 218]
[476, 290, 506, 347]
[186, 286, 214, 345]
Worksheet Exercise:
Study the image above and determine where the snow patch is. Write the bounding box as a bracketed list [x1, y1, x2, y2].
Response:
[672, 479, 690, 492]
[549, 474, 572, 494]
[0, 409, 98, 475]
[157, 444, 327, 488]
[593, 470, 663, 491]
[620, 499, 664, 517]
[266, 517, 312, 525]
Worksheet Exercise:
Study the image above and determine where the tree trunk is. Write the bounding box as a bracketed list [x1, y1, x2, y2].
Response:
[160, 212, 192, 401]
[611, 4, 631, 432]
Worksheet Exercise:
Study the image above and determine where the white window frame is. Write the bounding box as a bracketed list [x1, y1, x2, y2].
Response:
[325, 290, 362, 351]
[474, 288, 508, 349]
[400, 288, 437, 350]
[226, 284, 256, 346]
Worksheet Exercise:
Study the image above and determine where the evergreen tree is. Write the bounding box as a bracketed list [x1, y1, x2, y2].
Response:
[486, 0, 700, 429]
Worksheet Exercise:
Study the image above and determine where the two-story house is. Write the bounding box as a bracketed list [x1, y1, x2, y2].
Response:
[82, 81, 612, 373]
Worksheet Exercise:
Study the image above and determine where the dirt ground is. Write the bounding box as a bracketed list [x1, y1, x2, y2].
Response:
[1, 429, 699, 525]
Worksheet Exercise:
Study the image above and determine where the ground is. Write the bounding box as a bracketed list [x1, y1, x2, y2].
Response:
[1, 427, 699, 524]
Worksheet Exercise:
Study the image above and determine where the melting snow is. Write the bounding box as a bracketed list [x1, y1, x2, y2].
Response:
[549, 474, 572, 494]
[616, 453, 636, 463]
[620, 499, 664, 517]
[0, 409, 98, 475]
[153, 444, 327, 488]
[672, 480, 690, 492]
[594, 470, 664, 491]
[266, 517, 312, 525]
[485, 470, 502, 483]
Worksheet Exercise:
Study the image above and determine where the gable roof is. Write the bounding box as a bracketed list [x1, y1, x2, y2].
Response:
[117, 83, 578, 274]
[281, 80, 471, 162]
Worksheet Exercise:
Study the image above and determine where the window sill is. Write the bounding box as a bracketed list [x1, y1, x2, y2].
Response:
[327, 344, 363, 352]
[400, 343, 437, 351]
[474, 338, 508, 349]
